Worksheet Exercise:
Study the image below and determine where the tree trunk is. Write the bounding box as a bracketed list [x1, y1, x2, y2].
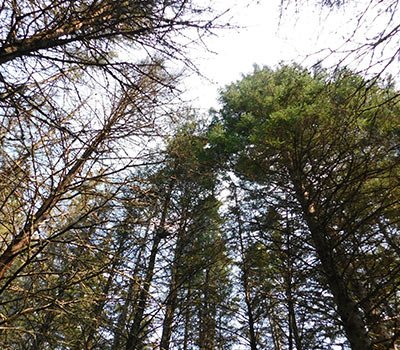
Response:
[159, 269, 179, 350]
[269, 314, 283, 350]
[125, 233, 161, 350]
[125, 179, 174, 350]
[160, 205, 190, 350]
[0, 99, 128, 282]
[244, 288, 258, 350]
[183, 285, 192, 350]
[82, 247, 122, 350]
[285, 224, 302, 350]
[292, 179, 373, 350]
[112, 233, 149, 350]
[159, 241, 182, 349]
[232, 186, 258, 350]
[288, 292, 302, 350]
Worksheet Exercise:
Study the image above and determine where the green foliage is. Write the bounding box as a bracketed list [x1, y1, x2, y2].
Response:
[211, 64, 399, 183]
[165, 124, 217, 190]
[211, 64, 400, 350]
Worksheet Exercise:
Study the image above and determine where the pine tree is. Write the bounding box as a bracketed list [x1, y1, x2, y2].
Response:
[209, 65, 400, 350]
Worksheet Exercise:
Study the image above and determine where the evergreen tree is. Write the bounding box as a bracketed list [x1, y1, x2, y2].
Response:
[209, 64, 400, 350]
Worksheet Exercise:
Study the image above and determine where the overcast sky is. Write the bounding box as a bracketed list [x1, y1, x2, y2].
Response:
[182, 0, 394, 112]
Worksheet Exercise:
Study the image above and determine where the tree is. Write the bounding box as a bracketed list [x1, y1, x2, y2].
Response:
[0, 0, 222, 346]
[156, 124, 233, 350]
[226, 178, 342, 350]
[209, 64, 400, 350]
[0, 0, 220, 279]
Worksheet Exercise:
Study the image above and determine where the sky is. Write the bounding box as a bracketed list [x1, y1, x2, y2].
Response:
[182, 0, 397, 112]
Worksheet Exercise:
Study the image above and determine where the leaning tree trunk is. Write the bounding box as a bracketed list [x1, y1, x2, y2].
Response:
[292, 178, 373, 350]
[285, 222, 302, 350]
[125, 232, 162, 350]
[0, 96, 130, 283]
[125, 179, 174, 350]
[112, 225, 150, 350]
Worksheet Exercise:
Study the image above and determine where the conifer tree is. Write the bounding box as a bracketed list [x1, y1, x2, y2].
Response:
[209, 65, 400, 350]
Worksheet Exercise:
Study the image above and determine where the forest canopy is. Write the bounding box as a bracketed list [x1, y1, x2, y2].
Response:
[0, 1, 399, 350]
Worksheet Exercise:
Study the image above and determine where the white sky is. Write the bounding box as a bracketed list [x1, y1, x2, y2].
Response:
[182, 0, 397, 111]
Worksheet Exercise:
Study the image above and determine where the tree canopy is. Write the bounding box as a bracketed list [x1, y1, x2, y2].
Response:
[0, 1, 399, 349]
[209, 64, 400, 350]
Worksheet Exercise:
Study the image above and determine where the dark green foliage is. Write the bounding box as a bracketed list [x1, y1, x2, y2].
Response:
[210, 64, 400, 350]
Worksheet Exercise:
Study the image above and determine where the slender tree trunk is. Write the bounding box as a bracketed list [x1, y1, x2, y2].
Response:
[287, 292, 302, 350]
[125, 233, 161, 350]
[285, 222, 302, 350]
[244, 288, 258, 350]
[199, 268, 216, 350]
[125, 179, 174, 350]
[159, 226, 186, 350]
[112, 278, 136, 350]
[232, 186, 258, 350]
[112, 229, 149, 350]
[82, 250, 122, 350]
[183, 285, 192, 350]
[269, 314, 283, 350]
[159, 268, 179, 350]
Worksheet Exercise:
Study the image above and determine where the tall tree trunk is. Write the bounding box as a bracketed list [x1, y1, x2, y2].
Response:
[292, 178, 373, 350]
[285, 221, 302, 350]
[244, 288, 258, 350]
[269, 314, 283, 350]
[159, 221, 187, 350]
[125, 179, 174, 350]
[232, 185, 258, 350]
[112, 278, 137, 350]
[287, 291, 302, 350]
[159, 265, 179, 350]
[125, 233, 161, 350]
[82, 244, 124, 350]
[112, 228, 150, 350]
[183, 285, 192, 350]
[198, 268, 217, 350]
[340, 244, 394, 349]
